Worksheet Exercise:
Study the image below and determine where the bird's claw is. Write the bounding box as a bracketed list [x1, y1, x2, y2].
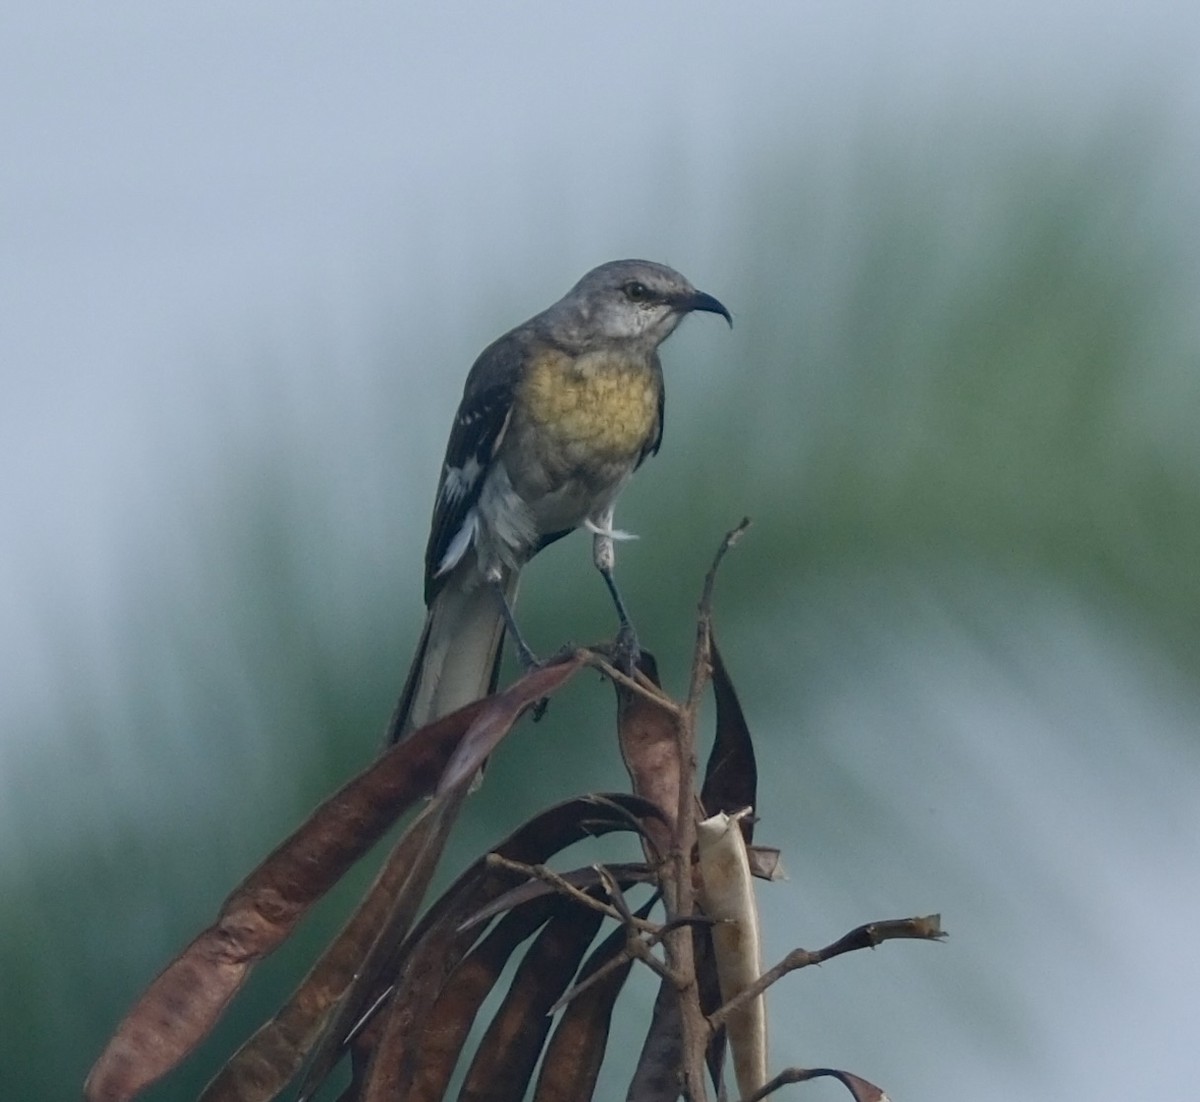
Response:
[514, 638, 542, 673]
[613, 621, 641, 674]
[515, 644, 552, 723]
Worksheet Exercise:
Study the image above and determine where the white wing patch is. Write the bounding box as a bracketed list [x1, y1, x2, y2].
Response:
[440, 457, 483, 505]
[436, 508, 479, 577]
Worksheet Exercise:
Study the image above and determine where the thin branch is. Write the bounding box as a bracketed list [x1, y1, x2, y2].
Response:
[595, 864, 637, 925]
[587, 867, 680, 989]
[685, 517, 751, 720]
[708, 915, 946, 1030]
[547, 876, 695, 1015]
[548, 927, 679, 1015]
[734, 1067, 810, 1102]
[733, 1066, 889, 1102]
[816, 913, 945, 960]
[548, 909, 710, 1014]
[658, 523, 750, 1102]
[581, 792, 667, 838]
[625, 935, 679, 986]
[484, 853, 660, 933]
[547, 944, 638, 1015]
[583, 650, 682, 716]
[699, 518, 752, 626]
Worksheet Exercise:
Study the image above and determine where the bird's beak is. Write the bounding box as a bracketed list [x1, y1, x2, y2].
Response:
[679, 289, 733, 327]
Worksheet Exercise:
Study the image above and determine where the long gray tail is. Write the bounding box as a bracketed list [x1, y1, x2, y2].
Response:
[385, 563, 518, 744]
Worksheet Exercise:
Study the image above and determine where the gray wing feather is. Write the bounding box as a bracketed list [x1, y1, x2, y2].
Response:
[423, 333, 526, 603]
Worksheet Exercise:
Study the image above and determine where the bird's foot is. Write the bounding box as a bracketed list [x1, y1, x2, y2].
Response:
[526, 644, 581, 723]
[612, 620, 642, 674]
[510, 637, 553, 723]
[513, 636, 542, 673]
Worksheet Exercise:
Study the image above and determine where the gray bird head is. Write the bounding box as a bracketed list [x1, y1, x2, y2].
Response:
[541, 259, 731, 353]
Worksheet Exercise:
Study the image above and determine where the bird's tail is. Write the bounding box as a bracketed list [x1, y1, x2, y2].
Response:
[385, 564, 518, 744]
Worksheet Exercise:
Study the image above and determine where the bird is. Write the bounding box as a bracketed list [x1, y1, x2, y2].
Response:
[385, 259, 731, 744]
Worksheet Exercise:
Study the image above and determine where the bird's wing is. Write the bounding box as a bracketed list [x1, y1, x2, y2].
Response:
[637, 352, 665, 467]
[423, 337, 522, 602]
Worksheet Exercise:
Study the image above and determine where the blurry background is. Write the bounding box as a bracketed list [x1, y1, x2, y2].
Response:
[4, 2, 1200, 1099]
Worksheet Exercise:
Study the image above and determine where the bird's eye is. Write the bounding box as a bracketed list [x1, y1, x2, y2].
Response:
[623, 280, 650, 302]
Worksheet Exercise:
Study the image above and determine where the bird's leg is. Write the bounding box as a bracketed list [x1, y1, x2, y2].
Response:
[486, 569, 540, 671]
[486, 568, 551, 722]
[588, 509, 641, 670]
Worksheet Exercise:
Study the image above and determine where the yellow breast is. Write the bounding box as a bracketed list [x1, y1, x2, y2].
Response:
[520, 349, 660, 461]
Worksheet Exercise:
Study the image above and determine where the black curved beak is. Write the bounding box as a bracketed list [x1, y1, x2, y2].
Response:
[680, 289, 733, 327]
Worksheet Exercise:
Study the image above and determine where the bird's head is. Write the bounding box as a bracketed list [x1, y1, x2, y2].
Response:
[549, 259, 731, 351]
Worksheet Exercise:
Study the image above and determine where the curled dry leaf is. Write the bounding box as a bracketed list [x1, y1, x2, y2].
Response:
[735, 1065, 891, 1102]
[614, 649, 680, 862]
[697, 809, 767, 1100]
[450, 897, 606, 1102]
[384, 893, 562, 1102]
[627, 977, 685, 1102]
[746, 845, 785, 883]
[88, 527, 943, 1102]
[460, 861, 654, 932]
[87, 655, 583, 1102]
[532, 894, 657, 1102]
[299, 794, 665, 1102]
[701, 639, 758, 842]
[203, 797, 457, 1102]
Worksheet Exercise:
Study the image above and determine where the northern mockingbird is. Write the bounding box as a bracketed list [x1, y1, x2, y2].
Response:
[386, 259, 731, 744]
